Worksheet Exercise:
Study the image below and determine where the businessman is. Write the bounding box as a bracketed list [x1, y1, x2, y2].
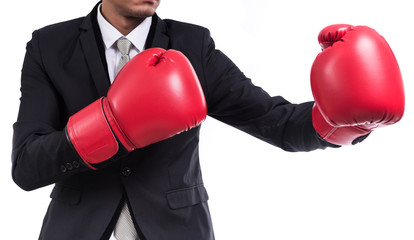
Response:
[12, 0, 404, 239]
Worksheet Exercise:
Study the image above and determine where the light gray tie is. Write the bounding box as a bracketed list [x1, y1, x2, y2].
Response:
[114, 203, 138, 240]
[113, 38, 138, 240]
[116, 38, 132, 74]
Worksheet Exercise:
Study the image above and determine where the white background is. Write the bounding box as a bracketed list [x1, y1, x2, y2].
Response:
[1, 0, 413, 239]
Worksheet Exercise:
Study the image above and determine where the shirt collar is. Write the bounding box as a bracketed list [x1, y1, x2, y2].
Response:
[97, 4, 152, 52]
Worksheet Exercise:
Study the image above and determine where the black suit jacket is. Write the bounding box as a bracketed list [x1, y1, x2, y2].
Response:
[12, 3, 333, 240]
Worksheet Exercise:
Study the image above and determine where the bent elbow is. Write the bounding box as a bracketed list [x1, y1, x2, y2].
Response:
[12, 168, 40, 192]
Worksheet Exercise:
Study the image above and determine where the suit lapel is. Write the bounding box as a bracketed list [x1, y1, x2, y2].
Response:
[79, 5, 110, 97]
[147, 15, 170, 50]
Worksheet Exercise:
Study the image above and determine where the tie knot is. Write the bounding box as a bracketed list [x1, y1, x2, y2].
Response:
[117, 38, 132, 55]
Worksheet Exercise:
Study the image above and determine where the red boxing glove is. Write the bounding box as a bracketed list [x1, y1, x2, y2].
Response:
[66, 48, 207, 169]
[311, 24, 405, 145]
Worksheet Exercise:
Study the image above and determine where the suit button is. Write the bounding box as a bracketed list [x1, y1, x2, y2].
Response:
[66, 163, 73, 170]
[73, 161, 80, 169]
[122, 167, 131, 176]
[60, 165, 67, 173]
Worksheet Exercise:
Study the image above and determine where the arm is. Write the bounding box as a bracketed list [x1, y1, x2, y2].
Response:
[12, 31, 206, 190]
[12, 30, 89, 191]
[200, 30, 335, 152]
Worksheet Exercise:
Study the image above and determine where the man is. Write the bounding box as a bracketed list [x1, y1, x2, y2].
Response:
[12, 0, 404, 239]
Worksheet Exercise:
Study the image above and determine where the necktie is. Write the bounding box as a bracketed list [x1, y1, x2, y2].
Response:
[114, 203, 138, 240]
[113, 37, 138, 240]
[116, 38, 132, 74]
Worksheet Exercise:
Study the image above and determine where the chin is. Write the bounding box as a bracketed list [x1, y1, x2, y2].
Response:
[126, 6, 156, 18]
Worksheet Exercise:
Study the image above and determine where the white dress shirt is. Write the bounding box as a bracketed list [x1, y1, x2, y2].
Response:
[97, 4, 152, 83]
[97, 4, 152, 240]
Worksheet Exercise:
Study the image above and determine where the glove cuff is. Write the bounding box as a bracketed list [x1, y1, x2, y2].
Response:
[66, 98, 119, 169]
[312, 104, 372, 145]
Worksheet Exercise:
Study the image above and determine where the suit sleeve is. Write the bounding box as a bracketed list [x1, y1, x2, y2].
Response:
[200, 30, 336, 152]
[12, 30, 89, 191]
